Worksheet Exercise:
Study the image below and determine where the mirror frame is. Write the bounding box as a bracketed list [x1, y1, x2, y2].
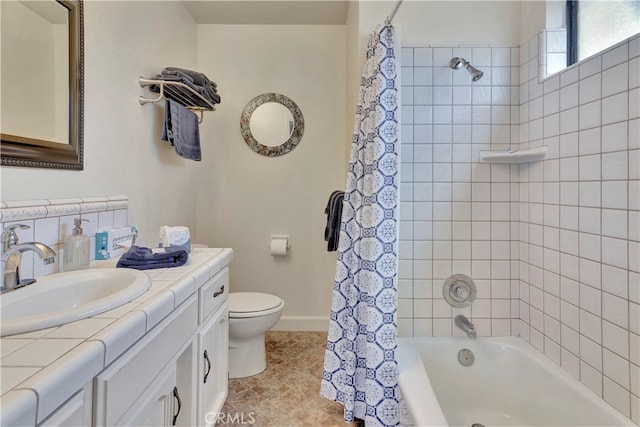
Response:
[1, 0, 84, 170]
[240, 93, 304, 157]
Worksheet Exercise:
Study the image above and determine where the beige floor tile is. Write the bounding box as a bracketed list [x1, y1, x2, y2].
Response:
[217, 331, 359, 427]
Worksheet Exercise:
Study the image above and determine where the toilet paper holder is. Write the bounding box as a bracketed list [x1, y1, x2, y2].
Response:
[270, 234, 290, 256]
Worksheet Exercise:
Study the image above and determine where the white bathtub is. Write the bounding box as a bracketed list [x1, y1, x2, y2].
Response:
[397, 336, 636, 427]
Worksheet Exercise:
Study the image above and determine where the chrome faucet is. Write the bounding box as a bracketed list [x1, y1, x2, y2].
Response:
[2, 224, 56, 293]
[455, 314, 477, 339]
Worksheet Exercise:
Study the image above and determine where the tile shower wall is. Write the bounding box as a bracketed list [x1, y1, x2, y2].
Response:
[398, 45, 521, 337]
[0, 196, 129, 279]
[518, 34, 639, 422]
[399, 36, 639, 423]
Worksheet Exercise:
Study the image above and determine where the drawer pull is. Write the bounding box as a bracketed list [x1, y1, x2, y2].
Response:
[213, 285, 225, 298]
[172, 386, 182, 426]
[203, 349, 211, 384]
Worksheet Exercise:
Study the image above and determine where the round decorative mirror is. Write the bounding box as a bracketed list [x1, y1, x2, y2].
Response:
[240, 93, 304, 157]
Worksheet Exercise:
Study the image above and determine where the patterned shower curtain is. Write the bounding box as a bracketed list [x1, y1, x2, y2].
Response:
[321, 24, 400, 427]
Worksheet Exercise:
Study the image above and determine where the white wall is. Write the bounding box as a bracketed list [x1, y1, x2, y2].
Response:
[358, 1, 522, 47]
[520, 0, 547, 44]
[1, 1, 200, 247]
[195, 25, 347, 330]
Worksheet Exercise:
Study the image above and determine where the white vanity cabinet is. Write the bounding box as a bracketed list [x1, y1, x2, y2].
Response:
[92, 266, 230, 427]
[0, 248, 233, 427]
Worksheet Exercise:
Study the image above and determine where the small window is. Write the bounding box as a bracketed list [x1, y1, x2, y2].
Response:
[567, 0, 640, 66]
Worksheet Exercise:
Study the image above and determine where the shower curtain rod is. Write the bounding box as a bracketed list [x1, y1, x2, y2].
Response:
[385, 0, 403, 25]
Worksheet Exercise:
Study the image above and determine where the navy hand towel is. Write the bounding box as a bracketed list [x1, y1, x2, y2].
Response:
[162, 99, 202, 161]
[116, 245, 189, 270]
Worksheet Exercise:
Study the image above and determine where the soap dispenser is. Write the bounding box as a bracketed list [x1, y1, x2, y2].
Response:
[63, 218, 90, 271]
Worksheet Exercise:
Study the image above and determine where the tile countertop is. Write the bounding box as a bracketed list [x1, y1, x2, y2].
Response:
[0, 248, 233, 426]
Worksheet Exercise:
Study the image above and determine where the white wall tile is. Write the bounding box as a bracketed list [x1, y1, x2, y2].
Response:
[580, 56, 602, 79]
[580, 74, 602, 104]
[579, 182, 601, 207]
[560, 107, 579, 134]
[580, 100, 602, 130]
[602, 92, 628, 125]
[602, 151, 628, 181]
[560, 83, 579, 111]
[603, 63, 629, 97]
[580, 154, 601, 181]
[414, 48, 432, 66]
[602, 122, 628, 152]
[602, 209, 628, 239]
[579, 128, 602, 155]
[602, 236, 628, 269]
[604, 377, 631, 417]
[602, 181, 628, 210]
[602, 43, 629, 69]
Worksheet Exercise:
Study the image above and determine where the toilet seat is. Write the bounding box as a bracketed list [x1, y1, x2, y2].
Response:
[229, 292, 284, 318]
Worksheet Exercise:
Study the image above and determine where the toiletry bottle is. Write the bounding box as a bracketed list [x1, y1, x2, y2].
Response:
[63, 218, 90, 271]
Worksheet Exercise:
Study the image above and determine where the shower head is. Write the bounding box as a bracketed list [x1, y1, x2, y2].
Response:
[449, 57, 484, 81]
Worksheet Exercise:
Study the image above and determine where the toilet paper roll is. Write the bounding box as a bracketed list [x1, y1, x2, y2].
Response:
[270, 238, 288, 256]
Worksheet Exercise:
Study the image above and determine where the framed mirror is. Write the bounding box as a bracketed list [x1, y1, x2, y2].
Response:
[240, 93, 304, 157]
[1, 0, 84, 169]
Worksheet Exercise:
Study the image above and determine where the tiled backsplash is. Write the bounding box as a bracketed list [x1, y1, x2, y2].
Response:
[399, 33, 638, 422]
[0, 196, 129, 278]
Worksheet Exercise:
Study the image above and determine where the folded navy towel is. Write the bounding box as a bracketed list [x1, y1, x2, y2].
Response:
[151, 67, 221, 106]
[162, 99, 202, 161]
[163, 67, 218, 90]
[116, 245, 189, 270]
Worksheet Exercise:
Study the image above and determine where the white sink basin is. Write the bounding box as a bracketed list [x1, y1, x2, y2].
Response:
[1, 268, 151, 337]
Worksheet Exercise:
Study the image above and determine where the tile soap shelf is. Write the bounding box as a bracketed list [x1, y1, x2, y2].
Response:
[479, 146, 547, 163]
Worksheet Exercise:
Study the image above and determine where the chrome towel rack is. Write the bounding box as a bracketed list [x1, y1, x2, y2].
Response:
[138, 77, 216, 123]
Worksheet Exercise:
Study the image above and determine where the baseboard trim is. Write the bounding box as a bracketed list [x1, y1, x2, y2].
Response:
[272, 316, 329, 331]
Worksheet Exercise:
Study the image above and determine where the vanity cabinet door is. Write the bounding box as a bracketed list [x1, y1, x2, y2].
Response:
[119, 364, 177, 427]
[93, 297, 198, 426]
[197, 303, 229, 426]
[38, 382, 92, 426]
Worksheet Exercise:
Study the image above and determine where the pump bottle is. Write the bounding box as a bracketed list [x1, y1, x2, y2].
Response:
[63, 218, 90, 271]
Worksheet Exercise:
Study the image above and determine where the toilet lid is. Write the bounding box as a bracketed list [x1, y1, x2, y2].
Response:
[229, 292, 283, 313]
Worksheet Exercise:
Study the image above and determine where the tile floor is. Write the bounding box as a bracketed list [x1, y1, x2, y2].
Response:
[216, 331, 359, 427]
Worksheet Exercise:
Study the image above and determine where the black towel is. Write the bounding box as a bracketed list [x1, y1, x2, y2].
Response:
[324, 190, 344, 252]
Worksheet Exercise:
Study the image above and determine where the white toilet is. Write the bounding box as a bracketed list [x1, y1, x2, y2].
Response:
[228, 292, 285, 378]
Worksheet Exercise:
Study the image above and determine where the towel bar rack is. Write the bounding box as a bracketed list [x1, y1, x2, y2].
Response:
[138, 77, 216, 123]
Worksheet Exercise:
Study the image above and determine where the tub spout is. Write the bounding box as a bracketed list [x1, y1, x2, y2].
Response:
[455, 315, 476, 338]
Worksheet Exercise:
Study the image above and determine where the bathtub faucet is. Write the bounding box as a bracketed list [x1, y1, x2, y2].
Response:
[455, 315, 477, 339]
